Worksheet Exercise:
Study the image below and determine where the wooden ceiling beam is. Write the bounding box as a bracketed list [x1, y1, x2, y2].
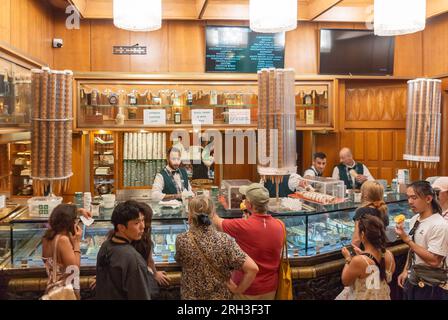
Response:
[67, 0, 87, 18]
[427, 0, 448, 19]
[196, 0, 209, 19]
[308, 0, 344, 20]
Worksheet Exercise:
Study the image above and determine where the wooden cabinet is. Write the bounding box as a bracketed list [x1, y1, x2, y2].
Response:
[74, 73, 336, 131]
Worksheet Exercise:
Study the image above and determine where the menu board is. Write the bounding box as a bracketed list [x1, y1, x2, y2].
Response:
[206, 26, 285, 73]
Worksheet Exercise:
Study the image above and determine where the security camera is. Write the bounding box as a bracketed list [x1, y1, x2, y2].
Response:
[52, 39, 63, 48]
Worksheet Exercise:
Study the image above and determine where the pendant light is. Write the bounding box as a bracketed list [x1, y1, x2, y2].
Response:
[113, 0, 162, 32]
[374, 0, 426, 36]
[249, 0, 297, 33]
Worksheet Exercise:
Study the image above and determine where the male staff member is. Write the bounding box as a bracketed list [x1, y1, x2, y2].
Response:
[152, 147, 193, 201]
[304, 152, 327, 178]
[332, 147, 374, 189]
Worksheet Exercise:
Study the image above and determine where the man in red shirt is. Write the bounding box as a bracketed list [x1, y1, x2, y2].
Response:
[212, 183, 284, 299]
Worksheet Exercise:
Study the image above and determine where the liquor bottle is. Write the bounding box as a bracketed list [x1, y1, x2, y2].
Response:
[187, 91, 193, 106]
[174, 108, 182, 124]
[304, 93, 312, 106]
[128, 92, 138, 119]
[210, 90, 218, 105]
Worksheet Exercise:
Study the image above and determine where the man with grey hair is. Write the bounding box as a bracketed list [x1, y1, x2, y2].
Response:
[332, 147, 374, 190]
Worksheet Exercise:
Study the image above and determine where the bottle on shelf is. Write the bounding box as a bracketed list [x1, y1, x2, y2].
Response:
[186, 90, 193, 106]
[174, 108, 182, 124]
[128, 91, 138, 120]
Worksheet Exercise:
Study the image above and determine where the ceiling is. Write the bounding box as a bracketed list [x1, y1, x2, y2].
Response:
[48, 0, 448, 23]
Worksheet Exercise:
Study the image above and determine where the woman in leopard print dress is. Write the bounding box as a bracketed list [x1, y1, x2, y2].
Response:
[175, 196, 258, 299]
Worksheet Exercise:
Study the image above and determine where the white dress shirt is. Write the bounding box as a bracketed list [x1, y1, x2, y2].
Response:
[288, 173, 304, 192]
[304, 166, 320, 178]
[151, 166, 192, 202]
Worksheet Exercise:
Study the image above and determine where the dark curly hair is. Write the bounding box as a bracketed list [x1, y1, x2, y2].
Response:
[42, 204, 78, 240]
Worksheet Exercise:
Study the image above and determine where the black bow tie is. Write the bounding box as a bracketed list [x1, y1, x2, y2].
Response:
[171, 169, 180, 175]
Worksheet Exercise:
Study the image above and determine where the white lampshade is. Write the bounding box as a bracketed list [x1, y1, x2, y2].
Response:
[249, 0, 297, 33]
[113, 0, 162, 32]
[374, 0, 426, 36]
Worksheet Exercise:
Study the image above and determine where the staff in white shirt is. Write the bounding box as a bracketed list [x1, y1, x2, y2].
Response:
[332, 148, 374, 190]
[303, 152, 327, 178]
[152, 147, 193, 202]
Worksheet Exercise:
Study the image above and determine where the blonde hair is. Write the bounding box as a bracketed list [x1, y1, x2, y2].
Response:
[188, 195, 214, 227]
[360, 181, 388, 221]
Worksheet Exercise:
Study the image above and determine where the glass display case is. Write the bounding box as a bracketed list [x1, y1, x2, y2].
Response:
[6, 217, 187, 269]
[91, 132, 115, 196]
[295, 82, 332, 127]
[74, 74, 335, 130]
[10, 141, 32, 196]
[219, 179, 252, 210]
[0, 58, 31, 127]
[0, 193, 412, 270]
[291, 176, 346, 204]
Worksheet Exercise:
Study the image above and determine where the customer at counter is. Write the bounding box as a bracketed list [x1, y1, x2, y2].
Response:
[96, 201, 154, 300]
[42, 204, 83, 300]
[175, 196, 258, 299]
[432, 177, 448, 220]
[131, 202, 170, 287]
[303, 152, 327, 178]
[152, 147, 193, 202]
[332, 147, 374, 190]
[212, 183, 284, 300]
[340, 215, 395, 300]
[396, 181, 448, 300]
[352, 181, 389, 249]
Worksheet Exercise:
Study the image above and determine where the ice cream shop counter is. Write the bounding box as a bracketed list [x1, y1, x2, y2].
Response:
[0, 193, 411, 300]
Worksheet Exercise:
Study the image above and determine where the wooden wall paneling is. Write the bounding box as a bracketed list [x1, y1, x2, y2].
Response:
[130, 22, 169, 72]
[366, 131, 378, 161]
[10, 0, 29, 54]
[66, 133, 86, 197]
[394, 130, 406, 162]
[285, 22, 318, 74]
[380, 131, 393, 161]
[353, 131, 365, 161]
[380, 167, 393, 183]
[30, 0, 53, 65]
[168, 21, 205, 72]
[53, 12, 91, 71]
[423, 13, 448, 76]
[90, 20, 130, 72]
[338, 80, 346, 131]
[0, 0, 11, 44]
[394, 31, 423, 77]
[301, 131, 314, 173]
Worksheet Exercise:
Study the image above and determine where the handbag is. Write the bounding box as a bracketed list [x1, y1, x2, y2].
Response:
[41, 235, 78, 300]
[275, 220, 293, 300]
[407, 218, 448, 288]
[409, 260, 448, 288]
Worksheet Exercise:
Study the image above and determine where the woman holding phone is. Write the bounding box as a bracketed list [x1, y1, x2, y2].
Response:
[42, 204, 84, 300]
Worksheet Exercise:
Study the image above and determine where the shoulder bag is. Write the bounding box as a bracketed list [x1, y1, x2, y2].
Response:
[275, 220, 293, 300]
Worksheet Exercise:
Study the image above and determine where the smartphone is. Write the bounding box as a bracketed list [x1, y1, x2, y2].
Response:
[346, 245, 356, 256]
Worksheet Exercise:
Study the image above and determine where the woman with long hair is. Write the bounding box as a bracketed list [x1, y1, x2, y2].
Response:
[131, 201, 170, 286]
[42, 204, 83, 299]
[352, 180, 388, 248]
[341, 214, 396, 300]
